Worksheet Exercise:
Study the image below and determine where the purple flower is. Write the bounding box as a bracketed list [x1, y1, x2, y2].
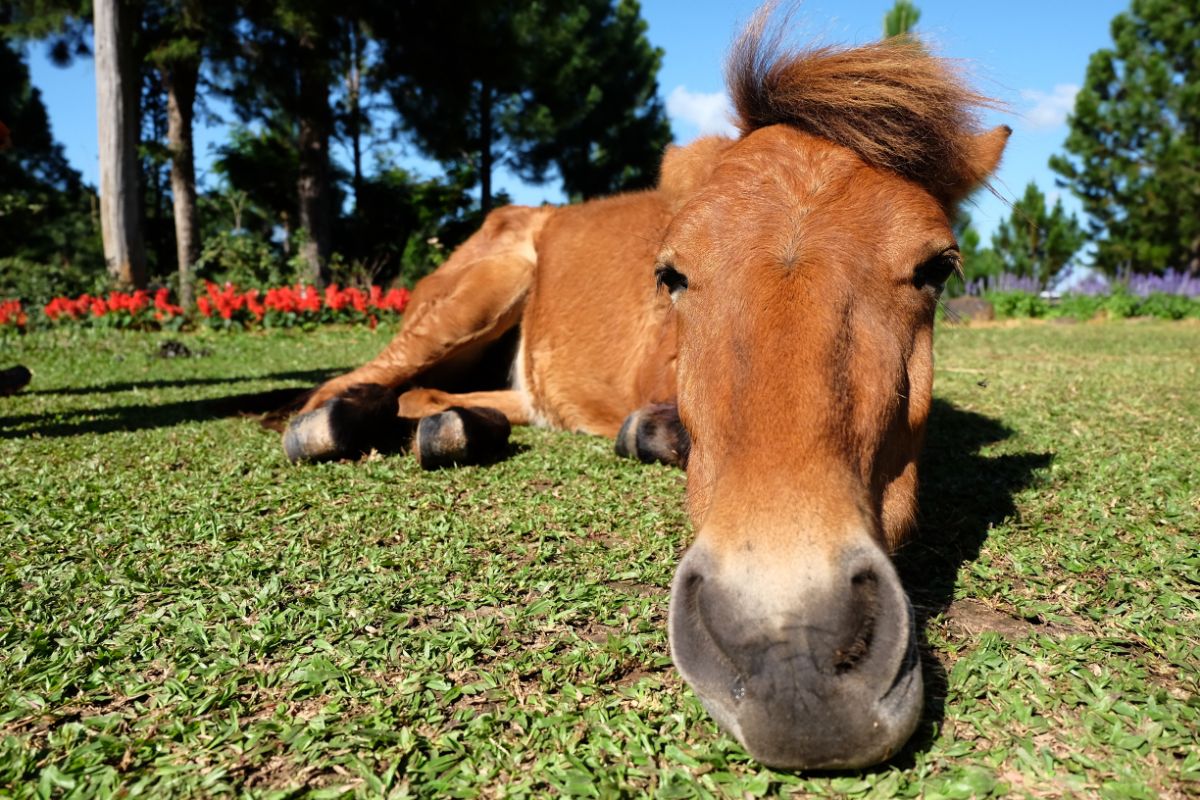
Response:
[1123, 269, 1200, 298]
[969, 268, 1200, 298]
[966, 273, 1041, 296]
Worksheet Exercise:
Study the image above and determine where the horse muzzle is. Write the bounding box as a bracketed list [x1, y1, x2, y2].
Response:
[668, 536, 923, 770]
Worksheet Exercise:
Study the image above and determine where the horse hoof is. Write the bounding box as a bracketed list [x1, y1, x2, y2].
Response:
[415, 406, 511, 470]
[615, 410, 641, 459]
[283, 384, 406, 463]
[615, 403, 690, 467]
[283, 402, 348, 462]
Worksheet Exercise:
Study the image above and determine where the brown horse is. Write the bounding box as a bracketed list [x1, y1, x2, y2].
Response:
[283, 16, 1008, 770]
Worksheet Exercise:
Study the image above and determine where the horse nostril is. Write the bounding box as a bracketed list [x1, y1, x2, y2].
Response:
[834, 569, 879, 674]
[681, 571, 704, 611]
[851, 569, 877, 588]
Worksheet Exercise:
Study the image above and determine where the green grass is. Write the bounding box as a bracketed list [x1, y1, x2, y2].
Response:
[1, 321, 1198, 798]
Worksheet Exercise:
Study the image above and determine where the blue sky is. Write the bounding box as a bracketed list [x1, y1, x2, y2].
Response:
[26, 1, 1126, 240]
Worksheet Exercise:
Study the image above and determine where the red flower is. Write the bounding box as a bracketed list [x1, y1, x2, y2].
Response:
[295, 285, 321, 313]
[153, 287, 184, 316]
[246, 289, 264, 320]
[325, 283, 348, 311]
[37, 282, 408, 330]
[0, 299, 26, 328]
[380, 287, 411, 313]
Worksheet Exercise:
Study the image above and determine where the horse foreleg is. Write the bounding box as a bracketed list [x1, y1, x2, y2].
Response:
[302, 253, 534, 414]
[284, 256, 534, 462]
[282, 383, 412, 463]
[396, 387, 531, 424]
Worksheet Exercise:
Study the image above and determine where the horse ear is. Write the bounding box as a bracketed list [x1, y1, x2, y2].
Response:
[970, 125, 1011, 180]
[946, 124, 1011, 204]
[659, 136, 735, 212]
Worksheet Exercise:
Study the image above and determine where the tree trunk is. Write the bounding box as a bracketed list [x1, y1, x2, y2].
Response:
[479, 81, 493, 215]
[348, 24, 363, 220]
[94, 0, 147, 289]
[164, 58, 200, 309]
[280, 212, 291, 257]
[296, 34, 332, 286]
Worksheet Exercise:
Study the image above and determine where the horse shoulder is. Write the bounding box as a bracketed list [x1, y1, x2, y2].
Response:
[521, 190, 677, 435]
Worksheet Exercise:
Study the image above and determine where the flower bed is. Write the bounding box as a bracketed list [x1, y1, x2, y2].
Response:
[43, 288, 185, 330]
[3, 282, 412, 333]
[0, 299, 27, 331]
[195, 283, 411, 330]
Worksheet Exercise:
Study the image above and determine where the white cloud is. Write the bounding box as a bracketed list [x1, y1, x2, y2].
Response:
[666, 86, 738, 139]
[1020, 84, 1079, 130]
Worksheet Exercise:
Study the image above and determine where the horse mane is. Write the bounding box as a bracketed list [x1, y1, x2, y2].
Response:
[727, 9, 1001, 197]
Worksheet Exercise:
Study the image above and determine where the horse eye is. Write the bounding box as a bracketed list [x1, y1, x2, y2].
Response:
[913, 250, 961, 293]
[655, 264, 689, 296]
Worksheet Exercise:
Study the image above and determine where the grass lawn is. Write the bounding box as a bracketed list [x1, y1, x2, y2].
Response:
[0, 321, 1197, 798]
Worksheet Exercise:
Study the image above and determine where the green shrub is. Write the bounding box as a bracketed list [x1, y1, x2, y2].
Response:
[987, 291, 1050, 319]
[1135, 292, 1198, 320]
[195, 230, 291, 287]
[1051, 293, 1105, 321]
[1102, 290, 1140, 319]
[0, 257, 106, 306]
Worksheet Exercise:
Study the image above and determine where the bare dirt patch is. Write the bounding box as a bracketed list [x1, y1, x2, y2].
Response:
[942, 598, 1085, 639]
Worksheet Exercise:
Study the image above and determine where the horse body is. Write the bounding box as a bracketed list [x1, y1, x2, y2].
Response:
[285, 15, 1009, 770]
[294, 191, 682, 444]
[522, 191, 677, 435]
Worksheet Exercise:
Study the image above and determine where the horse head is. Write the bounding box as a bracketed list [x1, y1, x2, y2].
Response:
[659, 19, 1008, 769]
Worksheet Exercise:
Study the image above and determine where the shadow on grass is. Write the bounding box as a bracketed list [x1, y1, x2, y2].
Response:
[0, 368, 339, 439]
[886, 397, 1054, 768]
[23, 368, 338, 398]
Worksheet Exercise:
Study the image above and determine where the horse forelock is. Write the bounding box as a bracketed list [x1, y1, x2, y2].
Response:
[726, 6, 1001, 201]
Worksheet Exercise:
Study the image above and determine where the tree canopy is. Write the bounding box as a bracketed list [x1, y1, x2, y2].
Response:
[376, 0, 670, 212]
[10, 0, 1190, 303]
[951, 210, 1002, 293]
[0, 32, 102, 301]
[1049, 0, 1200, 276]
[883, 0, 920, 39]
[991, 182, 1085, 288]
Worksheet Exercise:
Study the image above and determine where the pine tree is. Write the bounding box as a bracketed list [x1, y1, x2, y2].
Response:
[883, 0, 920, 39]
[950, 210, 1002, 294]
[1049, 0, 1200, 276]
[990, 182, 1084, 288]
[6, 0, 238, 297]
[510, 0, 672, 201]
[214, 0, 353, 285]
[375, 0, 670, 212]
